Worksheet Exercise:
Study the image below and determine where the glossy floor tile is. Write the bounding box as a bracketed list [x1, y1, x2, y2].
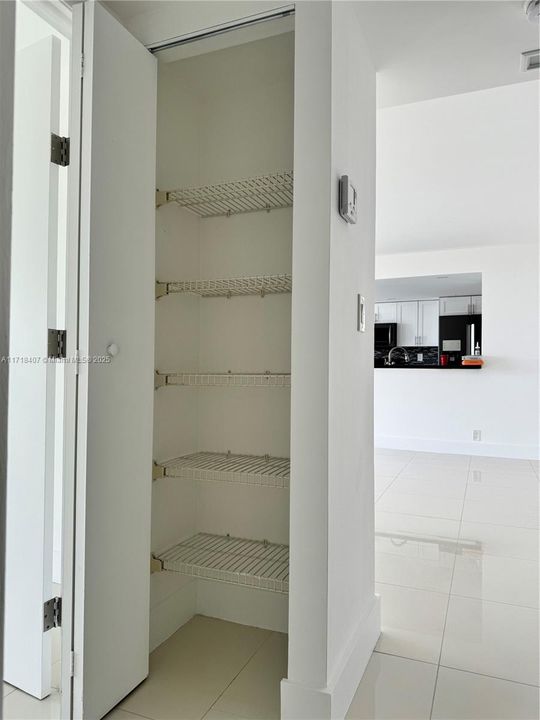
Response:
[377, 491, 464, 520]
[3, 688, 61, 720]
[451, 552, 539, 608]
[211, 632, 286, 719]
[376, 534, 456, 593]
[375, 510, 461, 541]
[432, 667, 539, 720]
[346, 652, 437, 720]
[120, 616, 270, 720]
[375, 582, 448, 664]
[440, 596, 539, 686]
[458, 521, 539, 561]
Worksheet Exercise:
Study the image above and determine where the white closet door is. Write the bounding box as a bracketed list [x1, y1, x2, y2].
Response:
[4, 35, 61, 700]
[69, 3, 156, 718]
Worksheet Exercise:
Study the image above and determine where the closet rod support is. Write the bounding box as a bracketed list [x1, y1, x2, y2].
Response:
[154, 371, 167, 390]
[155, 189, 169, 208]
[152, 462, 165, 481]
[150, 555, 164, 574]
[155, 282, 168, 300]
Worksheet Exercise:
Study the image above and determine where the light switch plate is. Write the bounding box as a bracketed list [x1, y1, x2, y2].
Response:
[358, 295, 366, 332]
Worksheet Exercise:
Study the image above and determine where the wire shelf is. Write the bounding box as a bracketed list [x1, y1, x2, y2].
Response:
[157, 274, 292, 300]
[156, 451, 290, 488]
[155, 371, 291, 389]
[157, 533, 289, 594]
[163, 171, 294, 218]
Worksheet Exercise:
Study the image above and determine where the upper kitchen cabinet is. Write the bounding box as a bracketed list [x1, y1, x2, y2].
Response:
[418, 300, 439, 345]
[397, 301, 418, 346]
[440, 295, 482, 316]
[396, 299, 438, 347]
[471, 295, 482, 314]
[375, 302, 397, 323]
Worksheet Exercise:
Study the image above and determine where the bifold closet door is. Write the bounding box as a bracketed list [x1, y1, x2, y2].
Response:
[4, 35, 61, 701]
[69, 3, 156, 718]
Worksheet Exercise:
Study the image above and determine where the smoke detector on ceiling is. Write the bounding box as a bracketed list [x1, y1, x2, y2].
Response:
[524, 0, 540, 22]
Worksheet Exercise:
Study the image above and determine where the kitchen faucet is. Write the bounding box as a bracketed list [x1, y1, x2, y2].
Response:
[386, 346, 410, 366]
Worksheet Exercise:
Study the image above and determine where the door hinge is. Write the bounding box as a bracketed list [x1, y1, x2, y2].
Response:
[48, 329, 67, 359]
[80, 53, 85, 78]
[69, 651, 75, 677]
[51, 133, 70, 167]
[43, 596, 62, 631]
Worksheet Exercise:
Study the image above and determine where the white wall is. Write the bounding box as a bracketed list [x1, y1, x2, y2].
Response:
[377, 81, 539, 255]
[376, 244, 539, 459]
[375, 81, 539, 460]
[282, 4, 379, 718]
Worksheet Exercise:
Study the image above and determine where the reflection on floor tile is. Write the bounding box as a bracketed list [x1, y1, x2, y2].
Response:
[346, 652, 437, 720]
[376, 534, 456, 593]
[441, 596, 540, 686]
[432, 667, 540, 720]
[458, 522, 539, 561]
[451, 553, 539, 608]
[375, 582, 448, 664]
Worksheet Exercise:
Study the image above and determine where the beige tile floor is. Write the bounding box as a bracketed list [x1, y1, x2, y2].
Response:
[4, 450, 539, 719]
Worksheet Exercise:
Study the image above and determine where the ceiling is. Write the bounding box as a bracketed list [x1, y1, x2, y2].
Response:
[355, 1, 539, 107]
[375, 273, 482, 302]
[106, 1, 539, 106]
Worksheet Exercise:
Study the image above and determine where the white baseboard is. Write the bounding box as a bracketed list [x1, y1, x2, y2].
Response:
[375, 435, 538, 460]
[149, 579, 196, 652]
[281, 595, 380, 720]
[197, 579, 289, 633]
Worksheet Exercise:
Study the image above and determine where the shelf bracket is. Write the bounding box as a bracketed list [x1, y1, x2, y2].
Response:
[152, 462, 165, 481]
[154, 371, 168, 390]
[150, 555, 163, 574]
[155, 282, 168, 300]
[155, 190, 169, 208]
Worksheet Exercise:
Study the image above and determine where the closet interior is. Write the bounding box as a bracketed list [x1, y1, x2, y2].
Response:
[149, 25, 294, 648]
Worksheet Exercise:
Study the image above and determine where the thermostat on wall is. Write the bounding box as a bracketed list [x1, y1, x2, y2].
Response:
[339, 175, 358, 224]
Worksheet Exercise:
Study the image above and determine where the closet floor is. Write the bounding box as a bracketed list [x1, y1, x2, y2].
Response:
[118, 615, 286, 720]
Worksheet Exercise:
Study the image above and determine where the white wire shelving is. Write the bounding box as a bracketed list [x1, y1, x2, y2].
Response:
[153, 451, 290, 488]
[155, 532, 289, 594]
[156, 274, 292, 300]
[156, 171, 294, 218]
[154, 371, 291, 389]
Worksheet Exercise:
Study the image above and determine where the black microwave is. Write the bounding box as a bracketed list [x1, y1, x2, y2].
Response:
[374, 322, 397, 349]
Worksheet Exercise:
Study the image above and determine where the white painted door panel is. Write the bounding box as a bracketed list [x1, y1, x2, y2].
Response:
[5, 35, 60, 700]
[397, 301, 418, 346]
[71, 3, 156, 718]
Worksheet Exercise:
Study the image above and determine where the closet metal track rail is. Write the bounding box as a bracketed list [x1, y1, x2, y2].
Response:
[154, 371, 291, 389]
[153, 532, 289, 594]
[156, 171, 294, 218]
[153, 451, 290, 488]
[156, 274, 292, 300]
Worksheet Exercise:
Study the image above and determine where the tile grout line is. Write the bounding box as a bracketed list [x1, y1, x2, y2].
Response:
[428, 452, 471, 720]
[375, 454, 417, 504]
[200, 631, 275, 720]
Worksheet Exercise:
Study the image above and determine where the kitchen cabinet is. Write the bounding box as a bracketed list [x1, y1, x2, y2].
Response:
[375, 302, 397, 323]
[418, 300, 439, 345]
[440, 295, 482, 316]
[396, 300, 439, 347]
[397, 301, 418, 346]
